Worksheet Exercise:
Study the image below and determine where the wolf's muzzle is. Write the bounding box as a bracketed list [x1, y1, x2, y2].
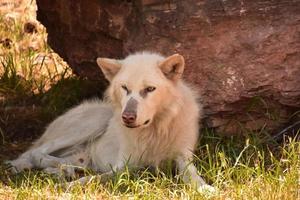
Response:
[122, 97, 138, 125]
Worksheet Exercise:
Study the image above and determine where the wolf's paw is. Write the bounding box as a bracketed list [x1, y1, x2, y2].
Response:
[197, 184, 218, 197]
[44, 165, 76, 178]
[4, 158, 33, 174]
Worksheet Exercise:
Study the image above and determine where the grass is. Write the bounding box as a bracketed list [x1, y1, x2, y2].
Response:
[0, 130, 299, 199]
[0, 3, 105, 144]
[0, 1, 299, 200]
[0, 2, 71, 110]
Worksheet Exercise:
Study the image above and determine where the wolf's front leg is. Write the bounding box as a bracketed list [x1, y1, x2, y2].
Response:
[7, 138, 81, 176]
[7, 150, 76, 177]
[66, 158, 125, 187]
[176, 156, 216, 194]
[5, 151, 33, 173]
[31, 152, 76, 177]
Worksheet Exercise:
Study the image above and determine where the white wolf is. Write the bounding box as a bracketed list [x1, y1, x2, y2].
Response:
[7, 52, 215, 192]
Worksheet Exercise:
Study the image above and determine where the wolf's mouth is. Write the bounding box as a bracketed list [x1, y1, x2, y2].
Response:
[124, 124, 140, 128]
[124, 119, 151, 129]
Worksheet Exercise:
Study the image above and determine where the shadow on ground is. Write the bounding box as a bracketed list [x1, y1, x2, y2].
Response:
[0, 77, 107, 161]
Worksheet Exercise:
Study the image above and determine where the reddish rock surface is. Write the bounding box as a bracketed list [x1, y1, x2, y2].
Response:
[36, 0, 300, 135]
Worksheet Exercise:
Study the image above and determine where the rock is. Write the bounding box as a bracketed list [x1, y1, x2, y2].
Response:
[36, 0, 300, 135]
[24, 21, 38, 34]
[0, 38, 12, 48]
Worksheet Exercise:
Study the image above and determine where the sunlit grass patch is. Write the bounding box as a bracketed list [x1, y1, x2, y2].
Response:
[0, 9, 71, 98]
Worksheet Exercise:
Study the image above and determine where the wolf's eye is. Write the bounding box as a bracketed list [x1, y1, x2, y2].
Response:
[145, 86, 156, 93]
[121, 85, 130, 94]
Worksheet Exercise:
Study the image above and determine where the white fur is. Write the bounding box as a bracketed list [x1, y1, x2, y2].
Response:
[7, 52, 215, 193]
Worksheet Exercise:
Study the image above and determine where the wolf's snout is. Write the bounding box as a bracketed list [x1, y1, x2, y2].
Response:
[122, 97, 138, 126]
[122, 112, 137, 124]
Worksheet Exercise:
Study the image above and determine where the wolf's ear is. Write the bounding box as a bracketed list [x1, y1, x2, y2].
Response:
[96, 58, 121, 81]
[158, 54, 185, 82]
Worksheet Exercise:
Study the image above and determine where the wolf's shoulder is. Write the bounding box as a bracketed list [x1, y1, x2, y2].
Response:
[62, 99, 112, 117]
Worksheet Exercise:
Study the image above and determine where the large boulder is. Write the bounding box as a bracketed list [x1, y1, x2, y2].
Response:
[36, 0, 300, 135]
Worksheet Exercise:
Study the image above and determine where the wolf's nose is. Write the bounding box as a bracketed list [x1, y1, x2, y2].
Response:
[122, 112, 136, 124]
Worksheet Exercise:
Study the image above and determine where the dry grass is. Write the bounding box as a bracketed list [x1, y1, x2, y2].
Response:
[0, 0, 71, 96]
[0, 0, 103, 146]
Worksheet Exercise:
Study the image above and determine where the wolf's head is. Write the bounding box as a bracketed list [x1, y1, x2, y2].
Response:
[96, 52, 185, 129]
